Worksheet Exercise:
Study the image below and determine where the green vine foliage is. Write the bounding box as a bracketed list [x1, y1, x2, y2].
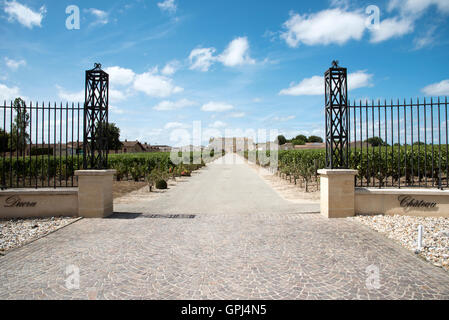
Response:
[0, 151, 219, 188]
[244, 146, 447, 189]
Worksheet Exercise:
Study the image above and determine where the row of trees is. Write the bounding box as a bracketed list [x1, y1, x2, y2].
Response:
[277, 134, 324, 146]
[364, 137, 430, 147]
[0, 98, 123, 154]
[275, 135, 429, 148]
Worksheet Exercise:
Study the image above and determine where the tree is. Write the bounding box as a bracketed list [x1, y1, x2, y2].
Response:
[308, 136, 323, 143]
[292, 138, 306, 146]
[365, 137, 386, 147]
[0, 129, 10, 152]
[277, 135, 287, 145]
[9, 98, 30, 155]
[295, 134, 308, 142]
[94, 122, 123, 151]
[106, 123, 123, 151]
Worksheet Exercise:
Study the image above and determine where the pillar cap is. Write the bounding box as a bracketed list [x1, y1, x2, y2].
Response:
[75, 170, 116, 176]
[318, 169, 358, 176]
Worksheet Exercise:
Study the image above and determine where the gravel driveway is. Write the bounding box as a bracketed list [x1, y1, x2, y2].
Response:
[1, 154, 449, 299]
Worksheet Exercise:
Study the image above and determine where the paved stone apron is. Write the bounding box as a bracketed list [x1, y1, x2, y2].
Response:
[1, 154, 449, 299]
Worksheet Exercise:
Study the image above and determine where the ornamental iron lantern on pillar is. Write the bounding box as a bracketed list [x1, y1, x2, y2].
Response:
[83, 63, 109, 169]
[325, 61, 349, 169]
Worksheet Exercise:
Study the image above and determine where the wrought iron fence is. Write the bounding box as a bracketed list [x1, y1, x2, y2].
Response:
[348, 97, 449, 189]
[1, 100, 84, 189]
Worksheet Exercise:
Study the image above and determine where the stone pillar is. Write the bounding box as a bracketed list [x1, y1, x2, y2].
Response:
[318, 169, 358, 218]
[75, 170, 116, 218]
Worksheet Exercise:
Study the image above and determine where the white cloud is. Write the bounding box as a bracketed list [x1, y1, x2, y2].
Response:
[370, 17, 414, 43]
[348, 70, 374, 90]
[201, 102, 234, 112]
[377, 0, 449, 46]
[133, 71, 183, 98]
[56, 86, 84, 102]
[109, 89, 127, 103]
[189, 48, 216, 72]
[263, 30, 278, 42]
[388, 0, 449, 16]
[110, 105, 125, 114]
[169, 128, 191, 147]
[146, 128, 163, 137]
[281, 9, 366, 47]
[5, 57, 26, 70]
[164, 122, 188, 130]
[422, 80, 449, 96]
[279, 76, 322, 96]
[189, 37, 255, 71]
[280, 71, 373, 96]
[62, 65, 183, 101]
[381, 0, 449, 44]
[161, 60, 180, 76]
[330, 0, 350, 8]
[105, 66, 135, 86]
[86, 8, 109, 25]
[4, 1, 46, 29]
[273, 115, 296, 122]
[0, 83, 20, 101]
[153, 99, 197, 111]
[158, 0, 177, 13]
[229, 112, 246, 118]
[413, 27, 437, 49]
[217, 37, 255, 67]
[280, 2, 449, 47]
[209, 121, 227, 129]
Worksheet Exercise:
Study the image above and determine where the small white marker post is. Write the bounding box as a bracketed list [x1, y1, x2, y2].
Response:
[417, 225, 424, 252]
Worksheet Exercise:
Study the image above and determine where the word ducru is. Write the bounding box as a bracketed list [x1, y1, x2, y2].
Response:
[4, 196, 37, 208]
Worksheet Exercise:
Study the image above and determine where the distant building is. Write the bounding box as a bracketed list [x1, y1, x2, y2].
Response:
[142, 142, 160, 152]
[256, 142, 279, 151]
[208, 137, 255, 153]
[120, 140, 146, 153]
[111, 141, 172, 153]
[152, 145, 172, 152]
[173, 145, 203, 153]
[25, 142, 83, 156]
[279, 143, 294, 151]
[24, 140, 174, 156]
[65, 142, 83, 155]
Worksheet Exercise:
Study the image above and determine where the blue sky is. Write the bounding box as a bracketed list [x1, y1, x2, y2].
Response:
[1, 0, 449, 146]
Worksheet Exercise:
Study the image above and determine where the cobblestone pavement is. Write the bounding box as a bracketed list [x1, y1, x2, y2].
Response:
[1, 155, 449, 299]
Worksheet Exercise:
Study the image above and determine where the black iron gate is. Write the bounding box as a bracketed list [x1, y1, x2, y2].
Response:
[0, 63, 109, 189]
[324, 61, 449, 189]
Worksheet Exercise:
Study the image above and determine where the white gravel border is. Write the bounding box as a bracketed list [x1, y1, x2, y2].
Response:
[0, 217, 81, 254]
[349, 215, 449, 271]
